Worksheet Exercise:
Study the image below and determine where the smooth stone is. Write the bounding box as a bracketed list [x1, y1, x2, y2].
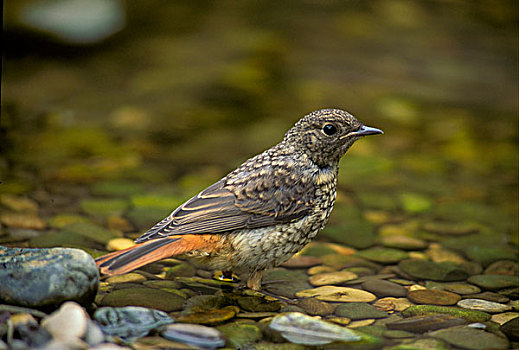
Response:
[429, 325, 509, 350]
[500, 317, 519, 341]
[0, 194, 39, 212]
[355, 247, 409, 264]
[491, 312, 519, 325]
[335, 302, 388, 320]
[106, 216, 134, 232]
[402, 305, 491, 323]
[297, 298, 335, 316]
[457, 299, 512, 313]
[386, 338, 450, 350]
[237, 296, 281, 313]
[464, 246, 517, 267]
[407, 289, 461, 306]
[422, 221, 479, 235]
[237, 312, 279, 319]
[281, 255, 322, 268]
[269, 312, 361, 345]
[347, 319, 375, 328]
[177, 306, 238, 324]
[361, 279, 407, 297]
[399, 259, 468, 281]
[263, 269, 311, 298]
[484, 260, 518, 275]
[296, 286, 376, 303]
[379, 235, 428, 250]
[0, 212, 46, 229]
[106, 238, 134, 251]
[464, 291, 510, 303]
[467, 274, 518, 290]
[0, 245, 99, 307]
[425, 245, 466, 264]
[308, 270, 357, 286]
[105, 272, 146, 284]
[84, 320, 105, 347]
[99, 287, 185, 312]
[383, 330, 415, 339]
[94, 306, 173, 341]
[161, 323, 226, 349]
[307, 265, 336, 275]
[300, 242, 338, 257]
[164, 263, 197, 278]
[217, 322, 262, 349]
[431, 282, 481, 295]
[48, 214, 91, 228]
[10, 313, 52, 348]
[386, 314, 466, 333]
[41, 302, 89, 341]
[373, 297, 398, 312]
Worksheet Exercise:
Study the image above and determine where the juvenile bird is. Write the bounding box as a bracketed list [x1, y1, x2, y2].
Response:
[96, 108, 383, 290]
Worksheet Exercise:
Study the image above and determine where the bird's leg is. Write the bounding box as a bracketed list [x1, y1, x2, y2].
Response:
[246, 270, 264, 290]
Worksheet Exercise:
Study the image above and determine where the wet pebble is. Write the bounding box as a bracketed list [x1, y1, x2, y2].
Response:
[161, 323, 226, 349]
[0, 212, 46, 229]
[177, 306, 238, 324]
[399, 259, 468, 281]
[217, 322, 262, 349]
[407, 289, 461, 306]
[0, 245, 99, 307]
[335, 302, 388, 320]
[491, 312, 519, 325]
[361, 278, 407, 297]
[467, 274, 518, 290]
[430, 281, 481, 295]
[429, 325, 509, 350]
[386, 314, 466, 333]
[297, 298, 335, 316]
[281, 255, 322, 268]
[99, 287, 185, 312]
[484, 260, 518, 276]
[355, 247, 409, 264]
[105, 272, 147, 284]
[42, 302, 89, 341]
[402, 305, 491, 322]
[379, 235, 428, 250]
[269, 312, 361, 345]
[106, 238, 134, 251]
[307, 265, 335, 275]
[499, 317, 519, 341]
[457, 298, 512, 313]
[94, 306, 173, 341]
[296, 286, 376, 302]
[464, 291, 510, 303]
[308, 270, 357, 286]
[263, 269, 311, 298]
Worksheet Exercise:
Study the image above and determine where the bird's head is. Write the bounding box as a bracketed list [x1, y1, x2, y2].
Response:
[285, 108, 383, 168]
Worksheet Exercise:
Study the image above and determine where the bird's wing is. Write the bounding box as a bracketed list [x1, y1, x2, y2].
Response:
[135, 165, 315, 243]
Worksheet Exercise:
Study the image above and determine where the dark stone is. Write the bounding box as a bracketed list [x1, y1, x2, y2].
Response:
[386, 314, 466, 333]
[500, 317, 519, 341]
[361, 279, 407, 297]
[99, 287, 185, 312]
[334, 302, 388, 320]
[399, 259, 468, 281]
[0, 245, 99, 308]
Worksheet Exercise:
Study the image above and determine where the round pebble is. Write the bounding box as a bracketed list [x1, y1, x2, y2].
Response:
[467, 274, 518, 290]
[296, 286, 376, 303]
[42, 302, 88, 341]
[457, 299, 512, 313]
[361, 279, 407, 297]
[161, 323, 226, 349]
[407, 289, 461, 306]
[106, 238, 135, 251]
[386, 314, 466, 333]
[308, 270, 357, 286]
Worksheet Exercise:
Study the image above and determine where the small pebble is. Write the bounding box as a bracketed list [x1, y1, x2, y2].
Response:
[161, 323, 226, 349]
[42, 302, 88, 341]
[457, 299, 512, 313]
[407, 289, 461, 306]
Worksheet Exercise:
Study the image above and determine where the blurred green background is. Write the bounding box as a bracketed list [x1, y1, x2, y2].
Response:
[1, 0, 517, 247]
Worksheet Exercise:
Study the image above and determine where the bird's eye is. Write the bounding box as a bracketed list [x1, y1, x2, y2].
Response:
[322, 124, 337, 136]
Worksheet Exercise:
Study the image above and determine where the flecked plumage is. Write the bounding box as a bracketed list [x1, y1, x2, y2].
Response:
[96, 108, 383, 290]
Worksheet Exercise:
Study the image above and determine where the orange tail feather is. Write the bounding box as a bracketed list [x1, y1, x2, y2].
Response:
[95, 235, 214, 275]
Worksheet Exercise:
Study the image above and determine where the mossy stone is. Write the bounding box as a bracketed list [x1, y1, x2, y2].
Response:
[401, 305, 490, 323]
[335, 303, 388, 320]
[355, 247, 409, 264]
[398, 259, 468, 281]
[217, 322, 262, 349]
[99, 287, 185, 312]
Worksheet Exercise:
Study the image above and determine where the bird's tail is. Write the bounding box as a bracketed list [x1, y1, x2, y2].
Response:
[95, 235, 214, 275]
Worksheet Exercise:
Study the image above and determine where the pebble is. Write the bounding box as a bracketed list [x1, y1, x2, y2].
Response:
[161, 324, 226, 349]
[399, 259, 468, 281]
[464, 291, 510, 303]
[500, 317, 519, 341]
[402, 305, 491, 323]
[347, 319, 375, 328]
[106, 216, 134, 232]
[491, 312, 519, 325]
[297, 298, 335, 316]
[335, 302, 388, 320]
[382, 330, 414, 339]
[177, 306, 238, 324]
[425, 244, 466, 264]
[217, 322, 262, 349]
[467, 274, 518, 290]
[296, 286, 376, 303]
[11, 313, 52, 348]
[386, 314, 466, 333]
[308, 270, 357, 286]
[281, 255, 322, 268]
[99, 287, 185, 312]
[457, 298, 512, 313]
[429, 325, 509, 350]
[355, 247, 409, 264]
[94, 306, 173, 341]
[422, 221, 479, 235]
[0, 194, 39, 212]
[436, 282, 481, 295]
[269, 312, 361, 345]
[263, 269, 311, 298]
[0, 245, 99, 307]
[407, 289, 461, 306]
[379, 235, 428, 250]
[41, 302, 89, 341]
[105, 272, 147, 284]
[484, 260, 518, 276]
[0, 212, 46, 229]
[106, 238, 135, 251]
[307, 265, 336, 275]
[361, 279, 407, 297]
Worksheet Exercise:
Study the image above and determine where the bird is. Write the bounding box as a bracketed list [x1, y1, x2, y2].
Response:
[95, 108, 383, 290]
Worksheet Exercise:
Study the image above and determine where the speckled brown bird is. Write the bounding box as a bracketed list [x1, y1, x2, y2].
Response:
[95, 108, 383, 290]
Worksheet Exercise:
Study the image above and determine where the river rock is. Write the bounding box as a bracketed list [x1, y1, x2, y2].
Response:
[457, 299, 512, 313]
[402, 305, 491, 323]
[99, 287, 185, 312]
[467, 274, 518, 290]
[0, 245, 99, 307]
[161, 323, 226, 349]
[41, 302, 89, 341]
[386, 314, 466, 333]
[361, 279, 407, 297]
[269, 312, 361, 345]
[429, 325, 509, 350]
[500, 317, 519, 341]
[308, 270, 357, 286]
[296, 286, 376, 303]
[399, 259, 468, 281]
[407, 289, 461, 305]
[94, 306, 174, 341]
[335, 302, 388, 320]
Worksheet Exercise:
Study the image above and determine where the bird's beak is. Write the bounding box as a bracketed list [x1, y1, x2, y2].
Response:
[341, 125, 384, 139]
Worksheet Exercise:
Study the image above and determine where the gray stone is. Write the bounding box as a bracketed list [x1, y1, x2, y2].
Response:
[500, 317, 519, 341]
[399, 259, 468, 281]
[361, 279, 407, 297]
[0, 245, 99, 307]
[457, 298, 512, 313]
[429, 325, 509, 350]
[161, 323, 226, 349]
[386, 314, 466, 333]
[94, 306, 174, 341]
[335, 302, 388, 320]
